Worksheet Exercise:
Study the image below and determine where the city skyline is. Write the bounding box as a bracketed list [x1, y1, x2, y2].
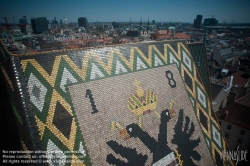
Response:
[1, 0, 250, 24]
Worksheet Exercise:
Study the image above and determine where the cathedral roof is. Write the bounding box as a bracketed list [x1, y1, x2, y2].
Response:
[0, 39, 234, 166]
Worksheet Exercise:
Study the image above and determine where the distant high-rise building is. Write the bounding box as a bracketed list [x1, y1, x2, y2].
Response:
[193, 15, 203, 28]
[152, 20, 155, 24]
[60, 19, 62, 24]
[65, 19, 68, 25]
[78, 17, 88, 28]
[30, 17, 48, 34]
[24, 25, 32, 34]
[52, 17, 58, 24]
[204, 18, 218, 26]
[19, 16, 29, 33]
[19, 16, 28, 25]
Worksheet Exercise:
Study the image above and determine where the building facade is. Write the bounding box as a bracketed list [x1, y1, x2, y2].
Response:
[194, 15, 203, 28]
[212, 46, 234, 65]
[204, 18, 218, 26]
[216, 93, 250, 166]
[219, 120, 250, 152]
[78, 17, 88, 28]
[19, 16, 28, 25]
[24, 25, 32, 34]
[30, 17, 48, 34]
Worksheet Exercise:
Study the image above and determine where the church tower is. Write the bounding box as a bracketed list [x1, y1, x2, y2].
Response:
[147, 17, 150, 33]
[139, 17, 143, 31]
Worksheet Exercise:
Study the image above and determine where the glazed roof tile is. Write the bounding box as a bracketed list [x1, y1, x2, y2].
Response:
[0, 39, 233, 166]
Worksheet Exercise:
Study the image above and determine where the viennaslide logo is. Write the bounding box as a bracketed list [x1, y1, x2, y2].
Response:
[220, 146, 248, 165]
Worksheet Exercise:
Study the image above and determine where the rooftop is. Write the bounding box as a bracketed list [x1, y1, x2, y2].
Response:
[221, 71, 250, 87]
[157, 30, 169, 35]
[227, 86, 249, 105]
[209, 67, 219, 76]
[174, 33, 190, 39]
[211, 84, 225, 100]
[0, 39, 230, 166]
[216, 100, 250, 130]
[126, 31, 139, 37]
[235, 92, 250, 107]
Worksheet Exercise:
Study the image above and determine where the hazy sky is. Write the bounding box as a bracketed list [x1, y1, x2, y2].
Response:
[1, 0, 250, 23]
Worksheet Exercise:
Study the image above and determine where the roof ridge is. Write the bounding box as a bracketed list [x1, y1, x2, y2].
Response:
[211, 83, 224, 87]
[0, 39, 186, 57]
[222, 71, 245, 80]
[235, 92, 250, 103]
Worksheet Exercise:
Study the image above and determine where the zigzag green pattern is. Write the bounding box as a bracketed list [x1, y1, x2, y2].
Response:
[11, 103, 23, 125]
[20, 42, 231, 165]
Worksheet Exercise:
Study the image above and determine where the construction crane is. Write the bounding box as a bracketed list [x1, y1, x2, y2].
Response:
[2, 17, 15, 53]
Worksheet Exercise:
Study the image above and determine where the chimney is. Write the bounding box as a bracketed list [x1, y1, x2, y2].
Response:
[221, 110, 228, 119]
[225, 82, 229, 90]
[229, 76, 233, 88]
[221, 69, 229, 77]
[225, 76, 233, 91]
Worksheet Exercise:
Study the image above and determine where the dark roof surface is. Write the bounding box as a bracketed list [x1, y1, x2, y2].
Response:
[222, 71, 250, 87]
[221, 53, 236, 60]
[211, 84, 225, 100]
[226, 87, 249, 105]
[230, 87, 248, 100]
[235, 92, 250, 107]
[209, 67, 220, 78]
[216, 102, 250, 130]
[40, 42, 62, 49]
[126, 31, 139, 37]
[187, 43, 211, 98]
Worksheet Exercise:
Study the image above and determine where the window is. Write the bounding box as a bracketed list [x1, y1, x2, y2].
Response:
[197, 62, 200, 66]
[225, 132, 230, 139]
[227, 124, 232, 130]
[237, 138, 243, 145]
[239, 130, 245, 136]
